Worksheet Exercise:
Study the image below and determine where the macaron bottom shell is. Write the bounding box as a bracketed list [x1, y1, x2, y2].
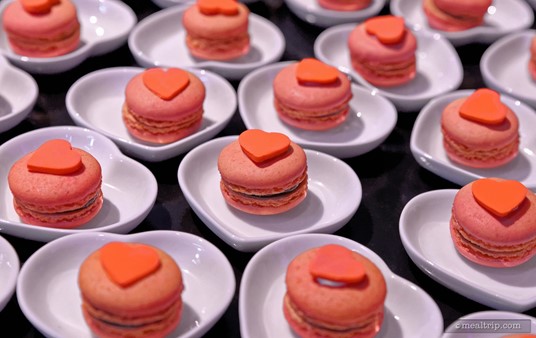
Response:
[442, 135, 519, 169]
[185, 35, 250, 61]
[350, 58, 416, 88]
[422, 0, 483, 32]
[317, 0, 372, 11]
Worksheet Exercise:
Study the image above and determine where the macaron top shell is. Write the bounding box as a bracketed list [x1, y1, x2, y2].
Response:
[182, 3, 249, 38]
[434, 0, 492, 17]
[124, 70, 205, 122]
[2, 0, 79, 38]
[453, 180, 536, 246]
[348, 23, 417, 63]
[273, 63, 352, 111]
[441, 97, 519, 150]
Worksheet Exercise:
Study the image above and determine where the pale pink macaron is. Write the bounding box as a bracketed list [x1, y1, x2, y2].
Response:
[423, 0, 492, 32]
[450, 178, 536, 268]
[182, 1, 250, 61]
[348, 16, 417, 87]
[2, 0, 80, 57]
[317, 0, 371, 11]
[529, 36, 536, 81]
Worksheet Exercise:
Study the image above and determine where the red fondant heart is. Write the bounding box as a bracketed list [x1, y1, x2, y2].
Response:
[238, 129, 290, 163]
[142, 68, 190, 101]
[100, 242, 161, 287]
[365, 15, 406, 44]
[309, 244, 366, 284]
[197, 0, 238, 15]
[472, 178, 528, 217]
[296, 58, 339, 85]
[20, 0, 59, 14]
[459, 88, 507, 125]
[27, 139, 82, 175]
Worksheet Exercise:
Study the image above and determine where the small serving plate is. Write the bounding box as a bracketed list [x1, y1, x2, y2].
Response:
[177, 136, 362, 252]
[0, 235, 19, 312]
[400, 189, 536, 311]
[17, 231, 235, 338]
[66, 67, 237, 162]
[410, 89, 536, 190]
[238, 61, 397, 159]
[442, 311, 536, 337]
[481, 30, 536, 109]
[0, 55, 37, 133]
[0, 126, 157, 242]
[0, 0, 136, 74]
[128, 5, 285, 80]
[314, 24, 462, 112]
[240, 233, 444, 338]
[390, 0, 534, 47]
[283, 0, 385, 28]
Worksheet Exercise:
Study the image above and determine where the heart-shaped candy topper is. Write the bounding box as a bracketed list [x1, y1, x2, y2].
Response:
[365, 15, 406, 45]
[100, 242, 161, 287]
[459, 88, 507, 125]
[296, 58, 339, 85]
[27, 139, 82, 175]
[238, 129, 290, 163]
[309, 244, 366, 284]
[21, 0, 60, 14]
[197, 0, 238, 15]
[472, 178, 528, 217]
[142, 68, 190, 101]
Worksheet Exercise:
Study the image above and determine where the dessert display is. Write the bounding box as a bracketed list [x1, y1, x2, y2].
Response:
[182, 0, 250, 61]
[317, 0, 371, 11]
[283, 244, 387, 337]
[450, 178, 536, 268]
[217, 129, 308, 215]
[2, 0, 80, 57]
[440, 88, 519, 168]
[272, 58, 353, 131]
[348, 15, 417, 87]
[122, 67, 206, 144]
[423, 0, 492, 32]
[78, 241, 184, 338]
[7, 139, 103, 228]
[530, 36, 536, 81]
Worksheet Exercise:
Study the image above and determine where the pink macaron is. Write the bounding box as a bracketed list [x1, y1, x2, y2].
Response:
[529, 36, 536, 81]
[423, 0, 492, 32]
[2, 0, 80, 57]
[317, 0, 371, 11]
[273, 59, 353, 131]
[348, 15, 417, 87]
[450, 178, 536, 268]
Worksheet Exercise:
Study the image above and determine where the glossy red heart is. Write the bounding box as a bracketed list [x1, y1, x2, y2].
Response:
[197, 0, 238, 15]
[365, 15, 406, 44]
[472, 178, 528, 217]
[100, 242, 161, 287]
[309, 244, 366, 284]
[296, 58, 339, 85]
[238, 129, 290, 163]
[459, 88, 507, 125]
[142, 68, 190, 101]
[27, 139, 82, 175]
[21, 0, 59, 14]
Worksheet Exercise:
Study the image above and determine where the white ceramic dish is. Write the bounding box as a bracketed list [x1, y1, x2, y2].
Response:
[284, 0, 385, 28]
[442, 311, 536, 337]
[177, 136, 362, 252]
[0, 126, 157, 242]
[0, 0, 136, 74]
[400, 189, 536, 311]
[238, 61, 397, 159]
[239, 233, 444, 338]
[0, 55, 37, 133]
[528, 0, 536, 10]
[128, 5, 285, 80]
[410, 89, 536, 190]
[390, 0, 534, 47]
[0, 235, 19, 312]
[17, 230, 235, 338]
[66, 67, 237, 162]
[481, 30, 536, 109]
[314, 24, 462, 112]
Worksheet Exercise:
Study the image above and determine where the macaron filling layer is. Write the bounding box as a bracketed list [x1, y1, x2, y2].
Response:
[274, 98, 350, 123]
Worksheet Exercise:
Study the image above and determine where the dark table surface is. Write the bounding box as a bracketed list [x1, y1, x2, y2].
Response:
[1, 0, 536, 337]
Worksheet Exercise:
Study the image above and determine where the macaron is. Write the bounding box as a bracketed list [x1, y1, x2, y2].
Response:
[272, 58, 353, 131]
[78, 241, 184, 338]
[122, 67, 206, 144]
[423, 0, 492, 32]
[182, 0, 250, 61]
[317, 0, 371, 11]
[284, 244, 387, 338]
[529, 36, 536, 81]
[441, 88, 519, 168]
[450, 178, 536, 268]
[217, 129, 308, 215]
[2, 0, 80, 57]
[7, 139, 103, 228]
[348, 15, 417, 87]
